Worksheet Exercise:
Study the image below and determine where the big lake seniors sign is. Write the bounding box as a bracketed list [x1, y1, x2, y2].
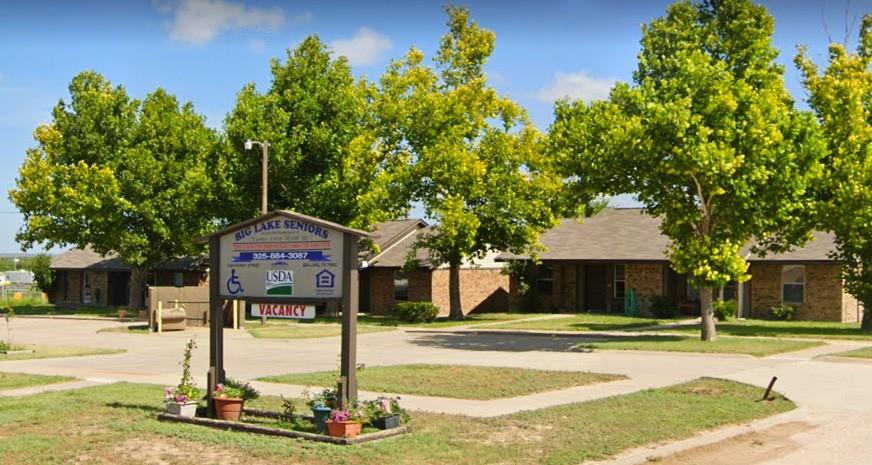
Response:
[218, 217, 344, 300]
[197, 210, 370, 410]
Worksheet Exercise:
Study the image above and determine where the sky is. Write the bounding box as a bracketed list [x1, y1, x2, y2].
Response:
[0, 0, 869, 254]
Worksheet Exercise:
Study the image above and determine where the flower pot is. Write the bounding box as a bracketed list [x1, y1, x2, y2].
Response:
[166, 401, 198, 418]
[312, 406, 332, 433]
[213, 397, 244, 421]
[326, 420, 362, 438]
[372, 414, 401, 430]
[118, 310, 128, 319]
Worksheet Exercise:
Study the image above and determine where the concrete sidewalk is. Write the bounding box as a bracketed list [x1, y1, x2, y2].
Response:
[4, 318, 872, 463]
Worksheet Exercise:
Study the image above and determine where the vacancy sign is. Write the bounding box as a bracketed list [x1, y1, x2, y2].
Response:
[252, 303, 315, 320]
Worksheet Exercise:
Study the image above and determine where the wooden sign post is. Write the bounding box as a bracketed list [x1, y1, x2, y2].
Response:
[196, 211, 371, 413]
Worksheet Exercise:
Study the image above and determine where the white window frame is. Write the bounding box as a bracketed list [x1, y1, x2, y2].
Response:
[781, 265, 806, 305]
[614, 264, 626, 299]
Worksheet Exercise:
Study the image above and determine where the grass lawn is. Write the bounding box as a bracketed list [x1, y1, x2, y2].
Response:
[827, 346, 872, 359]
[576, 335, 823, 357]
[4, 305, 131, 319]
[645, 319, 872, 341]
[488, 312, 671, 332]
[259, 364, 626, 400]
[0, 372, 76, 391]
[97, 325, 151, 335]
[0, 378, 793, 465]
[246, 322, 396, 339]
[0, 345, 124, 361]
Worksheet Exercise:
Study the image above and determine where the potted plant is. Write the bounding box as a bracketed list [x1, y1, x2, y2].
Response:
[303, 387, 338, 433]
[363, 396, 408, 430]
[212, 378, 259, 421]
[325, 409, 364, 438]
[164, 338, 201, 417]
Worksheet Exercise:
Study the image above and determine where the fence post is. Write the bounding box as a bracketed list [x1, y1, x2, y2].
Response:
[157, 301, 163, 334]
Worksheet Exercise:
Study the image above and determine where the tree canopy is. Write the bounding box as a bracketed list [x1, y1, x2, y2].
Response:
[797, 15, 872, 329]
[380, 6, 560, 319]
[9, 71, 217, 307]
[548, 0, 824, 339]
[218, 36, 408, 231]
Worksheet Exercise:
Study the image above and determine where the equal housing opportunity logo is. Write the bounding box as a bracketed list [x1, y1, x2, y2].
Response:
[265, 270, 294, 296]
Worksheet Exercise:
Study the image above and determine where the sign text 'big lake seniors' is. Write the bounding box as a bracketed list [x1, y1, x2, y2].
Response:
[219, 218, 344, 300]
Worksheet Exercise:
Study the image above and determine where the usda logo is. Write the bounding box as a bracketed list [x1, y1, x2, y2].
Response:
[265, 270, 294, 296]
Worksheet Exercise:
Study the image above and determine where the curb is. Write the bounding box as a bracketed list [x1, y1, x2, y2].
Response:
[15, 315, 145, 323]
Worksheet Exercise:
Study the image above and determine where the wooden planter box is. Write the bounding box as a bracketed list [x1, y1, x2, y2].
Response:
[156, 410, 410, 445]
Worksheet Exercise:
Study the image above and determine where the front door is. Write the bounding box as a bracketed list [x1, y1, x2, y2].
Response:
[584, 264, 608, 311]
[108, 272, 130, 306]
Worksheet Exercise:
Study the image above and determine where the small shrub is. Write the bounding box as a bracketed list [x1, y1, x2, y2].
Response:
[394, 301, 439, 323]
[771, 304, 795, 321]
[650, 295, 677, 319]
[224, 377, 260, 401]
[713, 299, 738, 321]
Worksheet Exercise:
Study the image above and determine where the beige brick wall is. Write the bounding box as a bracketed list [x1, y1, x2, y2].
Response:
[843, 289, 862, 323]
[749, 263, 845, 321]
[625, 263, 665, 313]
[431, 268, 510, 316]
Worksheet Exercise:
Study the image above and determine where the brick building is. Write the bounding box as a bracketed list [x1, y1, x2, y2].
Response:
[502, 208, 862, 323]
[359, 219, 510, 316]
[49, 246, 208, 308]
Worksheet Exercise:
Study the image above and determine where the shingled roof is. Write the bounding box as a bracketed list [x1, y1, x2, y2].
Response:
[363, 219, 431, 268]
[50, 246, 209, 271]
[500, 208, 836, 263]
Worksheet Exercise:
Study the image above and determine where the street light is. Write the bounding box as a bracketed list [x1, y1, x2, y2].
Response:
[244, 140, 270, 215]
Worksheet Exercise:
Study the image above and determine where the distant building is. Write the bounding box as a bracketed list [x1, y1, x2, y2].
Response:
[49, 246, 207, 307]
[499, 208, 862, 323]
[360, 219, 509, 316]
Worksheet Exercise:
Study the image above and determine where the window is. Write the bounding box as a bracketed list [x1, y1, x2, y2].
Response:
[782, 265, 805, 304]
[536, 266, 555, 296]
[83, 272, 92, 304]
[614, 265, 626, 298]
[394, 271, 409, 301]
[62, 271, 69, 301]
[173, 272, 184, 287]
[720, 281, 738, 301]
[687, 282, 700, 302]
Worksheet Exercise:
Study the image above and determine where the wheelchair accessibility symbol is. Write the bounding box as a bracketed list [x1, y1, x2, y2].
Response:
[226, 268, 244, 295]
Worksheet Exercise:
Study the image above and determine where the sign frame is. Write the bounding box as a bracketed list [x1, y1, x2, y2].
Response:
[195, 210, 371, 412]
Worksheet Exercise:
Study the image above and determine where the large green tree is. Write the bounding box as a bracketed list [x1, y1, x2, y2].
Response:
[549, 0, 823, 340]
[10, 72, 217, 308]
[380, 6, 560, 320]
[218, 36, 408, 231]
[797, 15, 872, 330]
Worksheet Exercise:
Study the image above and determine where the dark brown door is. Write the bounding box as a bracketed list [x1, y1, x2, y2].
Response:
[108, 272, 130, 306]
[584, 264, 608, 311]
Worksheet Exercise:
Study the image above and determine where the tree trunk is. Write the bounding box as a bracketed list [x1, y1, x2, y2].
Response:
[861, 297, 872, 332]
[699, 286, 717, 341]
[448, 262, 463, 321]
[128, 265, 148, 310]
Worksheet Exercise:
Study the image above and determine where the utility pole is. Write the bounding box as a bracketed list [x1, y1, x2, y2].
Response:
[244, 140, 270, 324]
[245, 140, 270, 214]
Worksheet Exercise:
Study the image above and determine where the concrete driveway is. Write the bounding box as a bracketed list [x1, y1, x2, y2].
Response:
[2, 317, 872, 464]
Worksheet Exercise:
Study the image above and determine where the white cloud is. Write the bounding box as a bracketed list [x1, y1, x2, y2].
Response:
[248, 38, 266, 53]
[161, 0, 285, 45]
[290, 11, 313, 24]
[535, 71, 616, 103]
[328, 27, 392, 66]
